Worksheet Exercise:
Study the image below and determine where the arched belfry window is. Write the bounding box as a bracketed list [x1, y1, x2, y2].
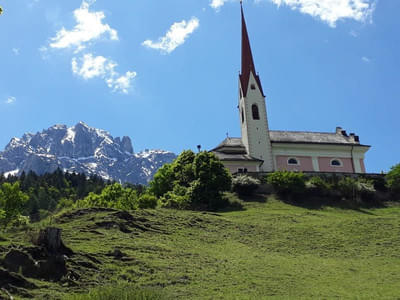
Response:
[252, 104, 260, 120]
[241, 108, 244, 123]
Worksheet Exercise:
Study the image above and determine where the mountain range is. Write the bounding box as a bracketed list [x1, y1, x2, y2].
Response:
[0, 122, 176, 184]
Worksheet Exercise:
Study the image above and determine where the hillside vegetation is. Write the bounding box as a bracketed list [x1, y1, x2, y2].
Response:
[1, 197, 400, 299]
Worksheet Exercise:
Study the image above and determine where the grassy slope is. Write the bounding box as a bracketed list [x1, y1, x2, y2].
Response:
[2, 197, 400, 299]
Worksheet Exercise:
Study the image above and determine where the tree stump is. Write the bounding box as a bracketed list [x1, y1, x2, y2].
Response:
[35, 227, 73, 255]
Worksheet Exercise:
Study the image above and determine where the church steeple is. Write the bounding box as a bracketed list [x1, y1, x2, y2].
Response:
[240, 3, 264, 97]
[238, 2, 273, 172]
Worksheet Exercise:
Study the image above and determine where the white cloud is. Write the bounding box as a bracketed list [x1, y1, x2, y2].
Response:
[12, 48, 20, 55]
[212, 0, 376, 27]
[72, 54, 136, 94]
[210, 0, 230, 11]
[5, 97, 16, 104]
[268, 0, 376, 27]
[362, 56, 370, 63]
[142, 17, 200, 54]
[49, 0, 118, 52]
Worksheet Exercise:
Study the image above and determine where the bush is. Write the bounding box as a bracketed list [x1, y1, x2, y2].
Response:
[336, 177, 376, 202]
[8, 214, 30, 228]
[138, 194, 158, 209]
[56, 198, 74, 210]
[160, 192, 190, 209]
[266, 171, 306, 198]
[232, 175, 260, 196]
[160, 186, 190, 209]
[75, 183, 139, 210]
[336, 177, 358, 200]
[386, 163, 400, 198]
[305, 176, 332, 196]
[357, 178, 376, 202]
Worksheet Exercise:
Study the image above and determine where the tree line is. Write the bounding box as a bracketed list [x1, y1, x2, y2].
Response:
[0, 169, 111, 225]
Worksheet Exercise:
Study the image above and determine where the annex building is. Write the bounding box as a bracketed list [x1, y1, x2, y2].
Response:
[212, 4, 370, 174]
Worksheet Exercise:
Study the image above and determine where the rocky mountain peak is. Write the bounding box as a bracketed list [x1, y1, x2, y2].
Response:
[0, 123, 176, 184]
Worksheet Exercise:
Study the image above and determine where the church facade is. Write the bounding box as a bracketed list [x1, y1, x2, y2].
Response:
[212, 5, 370, 174]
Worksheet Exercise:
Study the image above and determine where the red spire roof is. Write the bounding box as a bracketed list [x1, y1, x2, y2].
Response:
[240, 3, 265, 97]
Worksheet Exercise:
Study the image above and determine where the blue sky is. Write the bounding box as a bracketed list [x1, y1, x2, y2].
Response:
[0, 0, 398, 173]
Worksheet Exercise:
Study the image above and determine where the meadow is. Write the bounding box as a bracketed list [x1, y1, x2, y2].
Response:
[1, 196, 400, 299]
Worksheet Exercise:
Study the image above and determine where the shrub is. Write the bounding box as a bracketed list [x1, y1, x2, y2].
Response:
[369, 176, 387, 193]
[138, 194, 158, 209]
[160, 192, 190, 209]
[305, 176, 331, 196]
[266, 171, 306, 198]
[336, 177, 358, 200]
[336, 177, 376, 202]
[8, 214, 30, 228]
[56, 198, 74, 210]
[75, 183, 139, 210]
[0, 209, 6, 226]
[357, 178, 376, 202]
[232, 175, 260, 196]
[160, 185, 190, 209]
[386, 163, 400, 198]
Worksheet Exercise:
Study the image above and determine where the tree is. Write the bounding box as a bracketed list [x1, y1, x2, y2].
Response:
[0, 6, 3, 15]
[150, 150, 232, 210]
[172, 150, 195, 187]
[386, 163, 400, 197]
[0, 182, 29, 226]
[190, 151, 232, 209]
[149, 163, 174, 198]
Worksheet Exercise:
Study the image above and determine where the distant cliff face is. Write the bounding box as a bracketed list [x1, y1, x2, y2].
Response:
[0, 122, 176, 184]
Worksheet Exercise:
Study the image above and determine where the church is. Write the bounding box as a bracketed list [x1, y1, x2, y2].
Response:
[212, 4, 370, 174]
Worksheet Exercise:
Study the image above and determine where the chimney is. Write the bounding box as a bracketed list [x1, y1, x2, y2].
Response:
[336, 127, 342, 134]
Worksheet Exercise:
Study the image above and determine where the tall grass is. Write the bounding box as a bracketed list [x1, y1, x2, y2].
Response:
[64, 284, 165, 300]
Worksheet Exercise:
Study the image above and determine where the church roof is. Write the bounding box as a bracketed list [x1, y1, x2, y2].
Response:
[211, 137, 263, 162]
[269, 130, 370, 147]
[213, 137, 244, 150]
[240, 4, 265, 98]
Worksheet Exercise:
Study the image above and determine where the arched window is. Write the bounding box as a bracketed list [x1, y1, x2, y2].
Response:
[288, 158, 299, 165]
[331, 159, 342, 167]
[252, 104, 260, 120]
[241, 109, 244, 123]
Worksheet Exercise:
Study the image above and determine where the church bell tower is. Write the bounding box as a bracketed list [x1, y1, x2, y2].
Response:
[239, 3, 274, 172]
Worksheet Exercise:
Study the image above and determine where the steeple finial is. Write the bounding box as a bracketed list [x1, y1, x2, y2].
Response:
[239, 2, 265, 97]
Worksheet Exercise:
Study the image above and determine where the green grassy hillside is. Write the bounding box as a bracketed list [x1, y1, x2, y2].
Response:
[1, 197, 400, 299]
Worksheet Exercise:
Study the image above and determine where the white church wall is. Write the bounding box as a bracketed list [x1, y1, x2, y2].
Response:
[240, 72, 273, 172]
